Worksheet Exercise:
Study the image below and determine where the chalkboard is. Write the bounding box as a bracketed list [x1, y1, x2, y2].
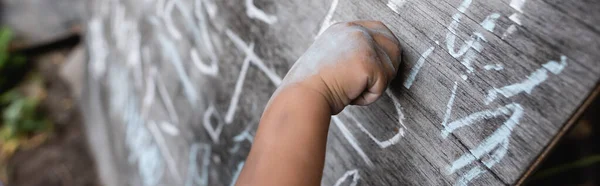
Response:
[82, 0, 600, 185]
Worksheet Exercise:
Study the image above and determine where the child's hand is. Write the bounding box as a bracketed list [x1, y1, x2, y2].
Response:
[282, 21, 402, 114]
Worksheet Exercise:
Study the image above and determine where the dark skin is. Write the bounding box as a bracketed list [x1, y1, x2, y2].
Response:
[235, 21, 402, 186]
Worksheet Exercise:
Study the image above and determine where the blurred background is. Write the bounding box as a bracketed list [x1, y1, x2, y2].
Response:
[0, 0, 598, 186]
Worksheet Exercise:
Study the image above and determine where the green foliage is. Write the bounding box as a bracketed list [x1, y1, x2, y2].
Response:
[0, 27, 27, 90]
[0, 90, 51, 140]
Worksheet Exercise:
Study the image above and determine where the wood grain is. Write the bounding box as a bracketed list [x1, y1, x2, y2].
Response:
[82, 0, 600, 185]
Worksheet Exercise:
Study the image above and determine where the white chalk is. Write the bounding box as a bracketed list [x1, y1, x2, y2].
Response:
[509, 13, 522, 25]
[333, 169, 360, 186]
[203, 104, 224, 143]
[225, 29, 282, 85]
[501, 24, 518, 40]
[386, 0, 407, 15]
[346, 111, 404, 148]
[484, 56, 567, 104]
[147, 121, 182, 182]
[404, 46, 435, 89]
[225, 55, 253, 124]
[484, 64, 504, 71]
[510, 0, 526, 13]
[480, 13, 501, 32]
[229, 162, 245, 186]
[442, 82, 458, 126]
[333, 116, 374, 166]
[245, 0, 277, 24]
[317, 0, 339, 37]
[159, 121, 180, 136]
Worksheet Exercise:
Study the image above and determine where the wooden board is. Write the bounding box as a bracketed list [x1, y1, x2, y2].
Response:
[81, 0, 600, 185]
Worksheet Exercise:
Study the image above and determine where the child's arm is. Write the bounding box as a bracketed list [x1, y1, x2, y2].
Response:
[236, 21, 402, 186]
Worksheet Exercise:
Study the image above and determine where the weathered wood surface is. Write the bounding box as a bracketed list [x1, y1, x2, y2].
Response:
[82, 0, 600, 185]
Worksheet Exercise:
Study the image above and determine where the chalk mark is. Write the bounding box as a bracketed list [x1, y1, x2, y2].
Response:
[333, 169, 360, 186]
[404, 46, 435, 89]
[484, 56, 567, 105]
[333, 116, 374, 166]
[185, 143, 211, 186]
[203, 104, 224, 143]
[245, 0, 278, 24]
[317, 0, 339, 37]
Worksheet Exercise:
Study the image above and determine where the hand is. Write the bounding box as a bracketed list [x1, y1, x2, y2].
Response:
[281, 21, 402, 114]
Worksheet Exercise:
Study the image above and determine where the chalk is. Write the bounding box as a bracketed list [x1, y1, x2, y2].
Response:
[346, 111, 404, 148]
[185, 143, 211, 186]
[333, 116, 374, 166]
[141, 68, 156, 120]
[453, 166, 484, 186]
[203, 104, 224, 143]
[164, 0, 183, 40]
[446, 14, 487, 59]
[229, 162, 245, 186]
[147, 121, 182, 182]
[333, 169, 360, 186]
[159, 121, 180, 136]
[442, 82, 458, 126]
[501, 24, 517, 40]
[155, 74, 180, 123]
[245, 0, 278, 24]
[509, 13, 522, 25]
[510, 0, 526, 13]
[191, 48, 219, 77]
[88, 18, 108, 78]
[460, 50, 477, 73]
[461, 75, 468, 80]
[226, 29, 282, 85]
[157, 34, 199, 106]
[386, 89, 408, 129]
[443, 103, 523, 175]
[457, 0, 472, 13]
[404, 46, 435, 89]
[386, 0, 407, 15]
[317, 0, 339, 37]
[480, 13, 501, 32]
[484, 64, 504, 71]
[225, 54, 253, 124]
[484, 56, 567, 104]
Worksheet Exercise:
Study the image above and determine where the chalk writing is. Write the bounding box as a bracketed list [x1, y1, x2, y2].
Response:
[332, 116, 374, 166]
[333, 169, 360, 186]
[159, 121, 180, 136]
[441, 82, 459, 126]
[484, 56, 567, 105]
[483, 64, 504, 71]
[230, 162, 245, 186]
[185, 143, 211, 186]
[480, 13, 501, 32]
[386, 0, 407, 15]
[203, 104, 224, 143]
[404, 46, 435, 89]
[229, 124, 255, 154]
[157, 34, 199, 106]
[224, 29, 282, 124]
[317, 0, 340, 37]
[148, 121, 182, 181]
[501, 25, 517, 40]
[442, 103, 524, 185]
[346, 111, 404, 149]
[245, 0, 278, 24]
[155, 72, 180, 123]
[88, 18, 108, 79]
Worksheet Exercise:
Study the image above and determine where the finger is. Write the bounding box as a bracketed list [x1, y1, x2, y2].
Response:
[351, 21, 402, 72]
[350, 67, 389, 105]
